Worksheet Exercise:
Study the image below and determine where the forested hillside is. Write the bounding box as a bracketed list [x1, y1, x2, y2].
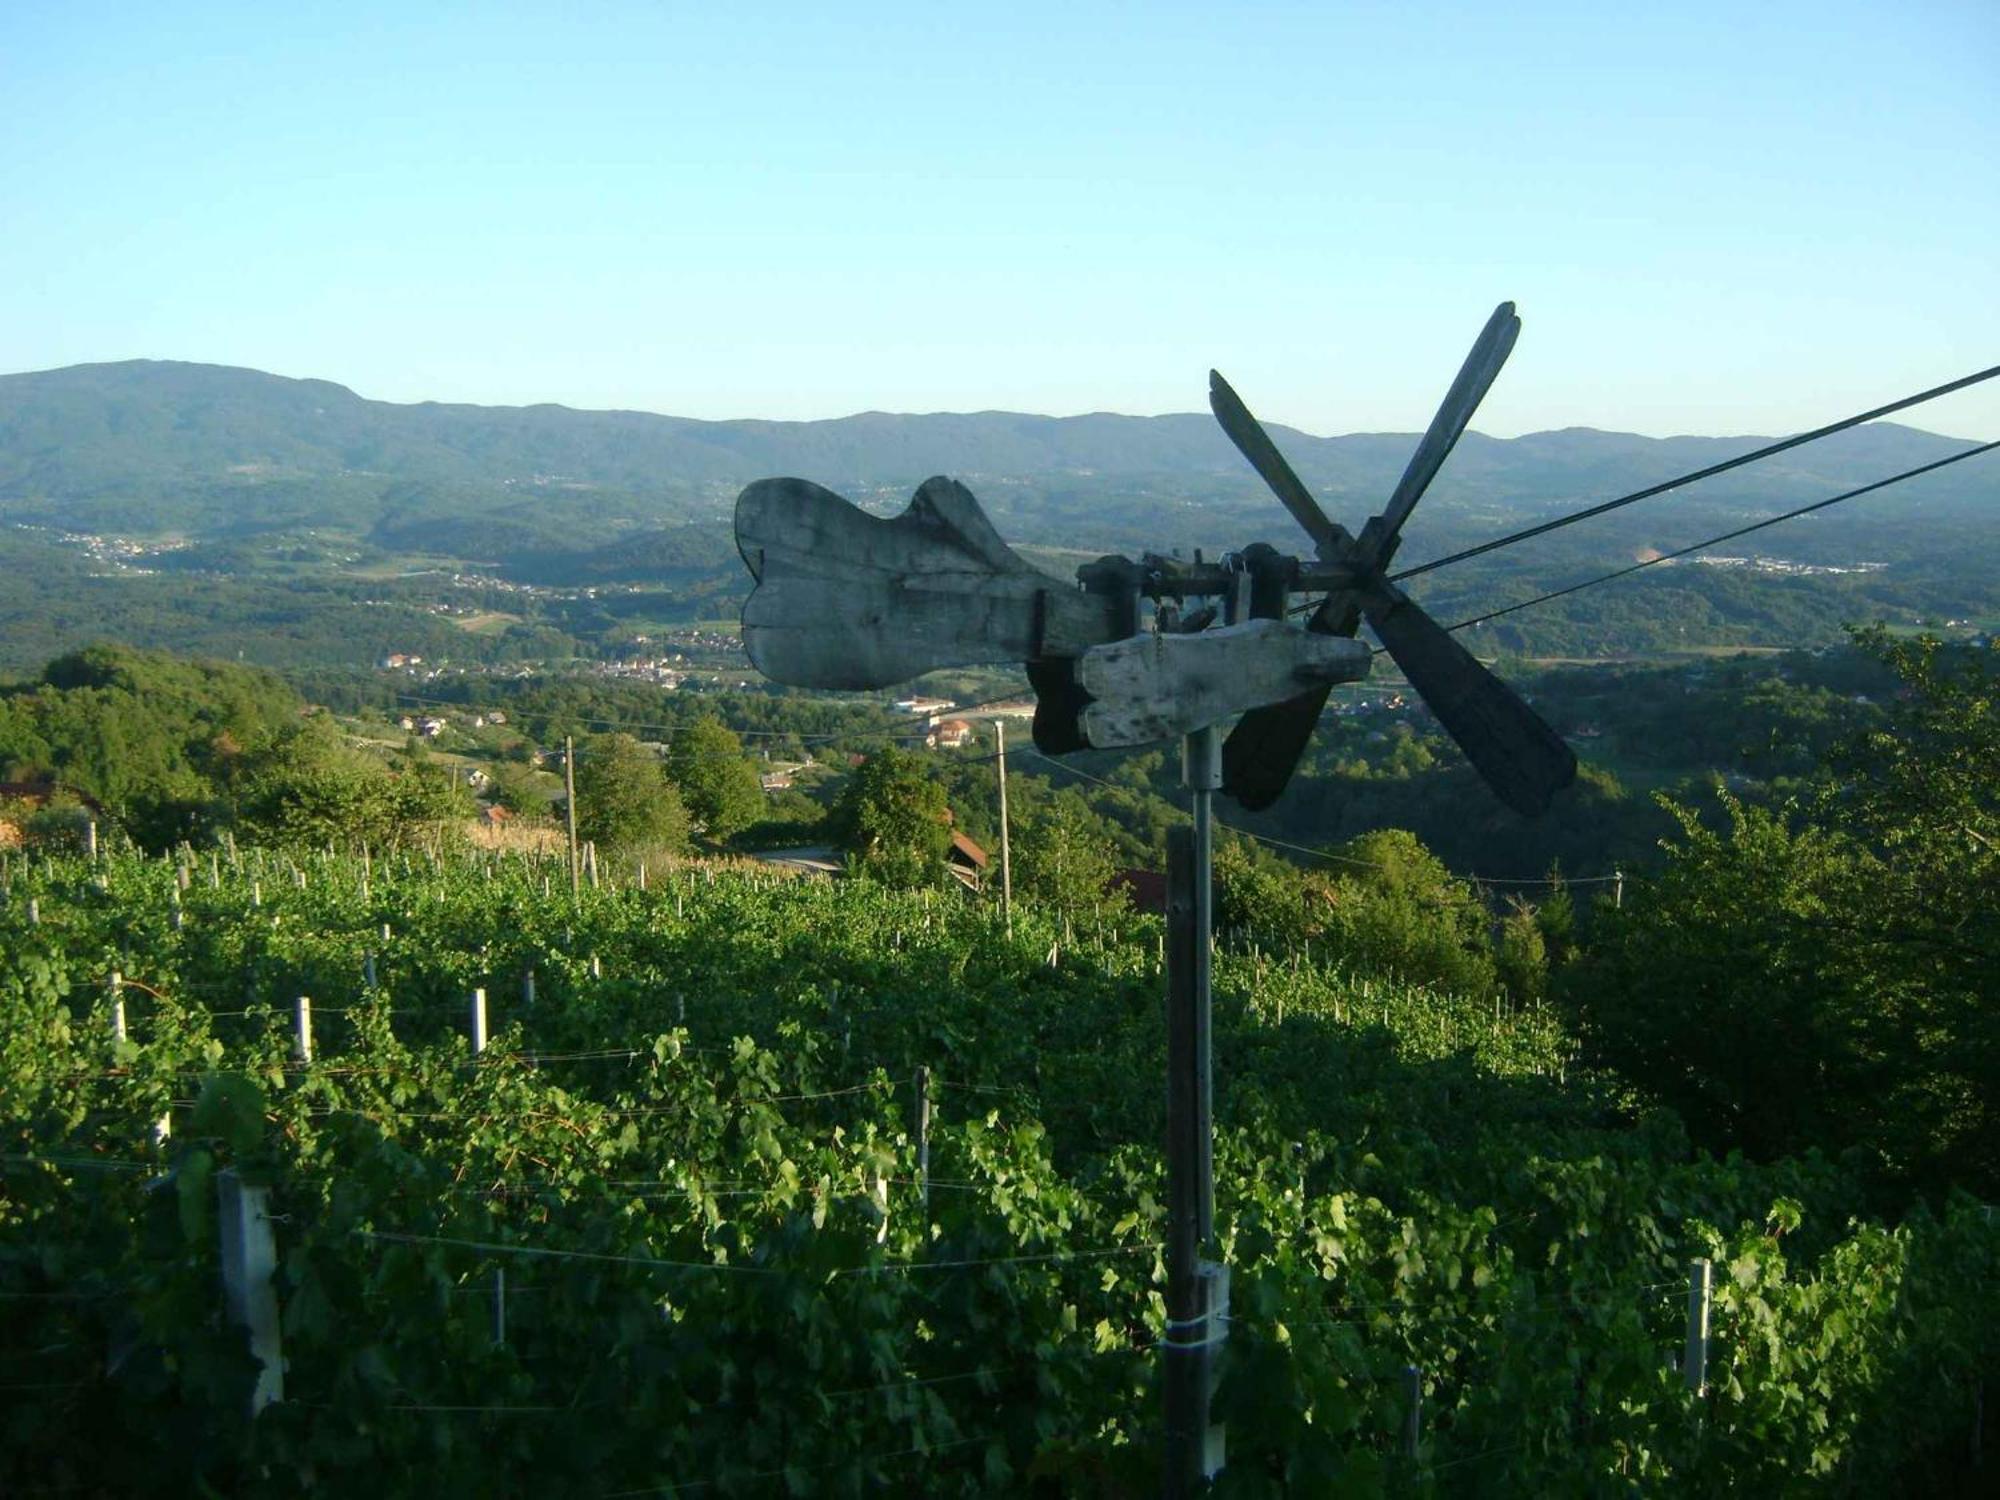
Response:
[2, 359, 1993, 674]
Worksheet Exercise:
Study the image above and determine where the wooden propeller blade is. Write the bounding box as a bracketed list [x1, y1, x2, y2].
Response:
[1208, 370, 1346, 557]
[1221, 302, 1522, 808]
[1370, 302, 1520, 552]
[1365, 586, 1576, 818]
[1219, 683, 1333, 811]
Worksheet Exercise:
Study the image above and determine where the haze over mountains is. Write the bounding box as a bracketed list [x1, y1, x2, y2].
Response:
[1, 360, 1988, 557]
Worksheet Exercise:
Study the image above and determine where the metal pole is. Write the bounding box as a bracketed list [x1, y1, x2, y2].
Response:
[1186, 725, 1217, 1245]
[1164, 722, 1224, 1495]
[995, 720, 1013, 934]
[564, 735, 581, 900]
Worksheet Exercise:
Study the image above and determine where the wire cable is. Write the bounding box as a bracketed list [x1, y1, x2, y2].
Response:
[1441, 438, 2000, 636]
[1391, 363, 2000, 581]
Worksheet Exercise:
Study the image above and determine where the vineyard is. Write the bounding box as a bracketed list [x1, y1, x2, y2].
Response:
[2, 845, 1993, 1495]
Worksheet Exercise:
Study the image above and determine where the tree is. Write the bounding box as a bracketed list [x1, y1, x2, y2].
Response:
[1320, 829, 1497, 999]
[1013, 788, 1125, 919]
[1495, 897, 1548, 1006]
[829, 747, 949, 888]
[573, 733, 689, 853]
[232, 720, 394, 848]
[486, 762, 552, 817]
[1564, 631, 1998, 1194]
[665, 715, 764, 843]
[385, 744, 476, 843]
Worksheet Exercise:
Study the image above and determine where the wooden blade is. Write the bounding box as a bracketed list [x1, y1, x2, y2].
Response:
[1220, 685, 1333, 811]
[1365, 586, 1576, 817]
[1370, 302, 1520, 553]
[1209, 370, 1347, 557]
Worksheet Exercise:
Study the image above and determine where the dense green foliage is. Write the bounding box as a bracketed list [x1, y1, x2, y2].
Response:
[0, 646, 296, 844]
[0, 647, 475, 852]
[830, 746, 953, 887]
[1566, 633, 1999, 1198]
[572, 733, 690, 855]
[2, 845, 1993, 1494]
[665, 716, 766, 843]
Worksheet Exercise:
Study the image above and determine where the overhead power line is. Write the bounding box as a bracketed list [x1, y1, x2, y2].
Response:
[1442, 438, 2000, 637]
[1390, 361, 2000, 582]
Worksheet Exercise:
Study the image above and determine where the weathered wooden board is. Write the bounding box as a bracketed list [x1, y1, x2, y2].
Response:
[1077, 619, 1371, 748]
[736, 476, 1123, 689]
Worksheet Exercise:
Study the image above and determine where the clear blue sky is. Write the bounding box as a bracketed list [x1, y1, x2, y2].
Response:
[4, 1, 1996, 438]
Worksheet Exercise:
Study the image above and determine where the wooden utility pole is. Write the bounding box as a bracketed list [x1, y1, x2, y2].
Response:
[995, 720, 1013, 932]
[563, 735, 581, 900]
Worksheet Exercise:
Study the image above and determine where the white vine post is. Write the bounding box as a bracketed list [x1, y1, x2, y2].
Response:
[915, 1066, 932, 1210]
[294, 996, 313, 1063]
[1403, 1364, 1423, 1459]
[109, 971, 126, 1043]
[1685, 1257, 1712, 1395]
[471, 988, 488, 1054]
[217, 1170, 284, 1414]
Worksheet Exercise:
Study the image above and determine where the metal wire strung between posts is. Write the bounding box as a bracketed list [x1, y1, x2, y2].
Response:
[1390, 361, 2000, 581]
[353, 1226, 1161, 1279]
[1437, 438, 2000, 635]
[596, 1430, 999, 1498]
[1025, 747, 1617, 889]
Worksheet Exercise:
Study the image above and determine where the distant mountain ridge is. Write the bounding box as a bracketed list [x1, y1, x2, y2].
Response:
[0, 359, 1991, 673]
[2, 359, 1992, 584]
[2, 357, 1984, 497]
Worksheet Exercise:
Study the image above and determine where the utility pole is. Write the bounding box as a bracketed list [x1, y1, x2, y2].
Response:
[995, 720, 1013, 933]
[563, 734, 581, 900]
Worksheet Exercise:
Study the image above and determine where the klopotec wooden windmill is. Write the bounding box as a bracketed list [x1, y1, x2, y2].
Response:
[735, 301, 1577, 818]
[736, 301, 1580, 1492]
